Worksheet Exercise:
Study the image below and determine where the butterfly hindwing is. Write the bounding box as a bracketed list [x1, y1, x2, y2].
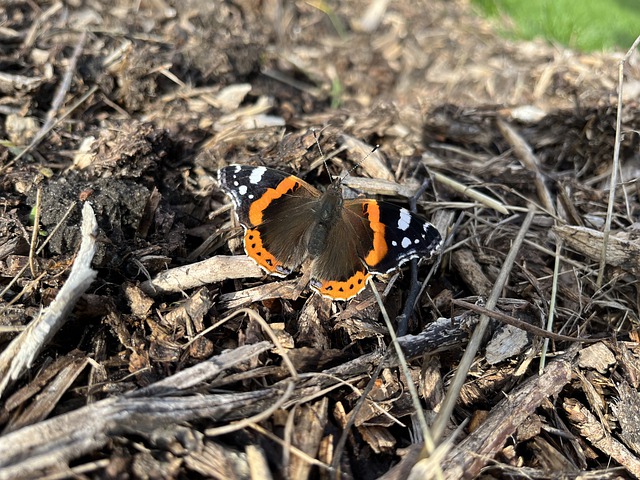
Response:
[309, 199, 375, 300]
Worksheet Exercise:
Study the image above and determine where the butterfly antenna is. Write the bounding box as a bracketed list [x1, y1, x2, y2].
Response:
[312, 128, 332, 178]
[340, 143, 380, 182]
[313, 129, 379, 184]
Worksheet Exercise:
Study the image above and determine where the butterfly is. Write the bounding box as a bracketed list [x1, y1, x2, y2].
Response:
[218, 164, 442, 300]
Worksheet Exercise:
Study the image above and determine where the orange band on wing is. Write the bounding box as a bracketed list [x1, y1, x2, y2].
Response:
[361, 201, 388, 266]
[244, 228, 285, 274]
[314, 270, 370, 300]
[248, 176, 301, 226]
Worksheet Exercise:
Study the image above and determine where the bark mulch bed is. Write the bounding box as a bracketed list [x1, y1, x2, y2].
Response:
[1, 1, 639, 478]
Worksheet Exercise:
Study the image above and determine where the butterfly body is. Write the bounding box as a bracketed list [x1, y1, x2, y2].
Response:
[218, 164, 442, 300]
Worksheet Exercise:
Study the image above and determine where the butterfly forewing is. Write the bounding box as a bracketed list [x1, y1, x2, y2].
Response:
[219, 166, 291, 226]
[218, 165, 321, 274]
[257, 184, 320, 272]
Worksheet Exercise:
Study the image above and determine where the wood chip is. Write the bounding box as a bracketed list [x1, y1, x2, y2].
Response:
[554, 225, 640, 276]
[577, 342, 616, 374]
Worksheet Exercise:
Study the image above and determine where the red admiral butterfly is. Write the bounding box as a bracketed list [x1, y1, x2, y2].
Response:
[218, 165, 442, 300]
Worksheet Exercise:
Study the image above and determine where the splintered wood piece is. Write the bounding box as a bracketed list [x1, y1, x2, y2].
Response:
[155, 287, 213, 353]
[179, 289, 215, 358]
[421, 356, 445, 410]
[4, 351, 89, 432]
[451, 248, 492, 296]
[136, 186, 161, 239]
[317, 434, 334, 478]
[515, 414, 543, 442]
[246, 444, 273, 480]
[529, 436, 578, 472]
[183, 441, 249, 479]
[217, 279, 300, 310]
[295, 294, 332, 349]
[576, 342, 616, 374]
[4, 351, 83, 412]
[123, 283, 154, 319]
[0, 343, 274, 478]
[485, 324, 530, 365]
[382, 316, 470, 364]
[615, 342, 640, 388]
[340, 134, 394, 181]
[564, 397, 640, 477]
[0, 72, 44, 93]
[135, 342, 272, 396]
[554, 225, 640, 276]
[357, 426, 396, 454]
[341, 176, 423, 199]
[288, 398, 329, 479]
[610, 381, 640, 456]
[140, 255, 263, 296]
[0, 203, 97, 399]
[334, 316, 388, 341]
[354, 369, 405, 429]
[497, 119, 555, 214]
[285, 347, 345, 372]
[440, 357, 573, 479]
[147, 317, 182, 363]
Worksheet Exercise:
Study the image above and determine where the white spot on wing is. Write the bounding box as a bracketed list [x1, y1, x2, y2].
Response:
[249, 166, 267, 185]
[392, 240, 397, 247]
[233, 165, 242, 173]
[238, 185, 247, 195]
[398, 208, 411, 231]
[402, 237, 411, 248]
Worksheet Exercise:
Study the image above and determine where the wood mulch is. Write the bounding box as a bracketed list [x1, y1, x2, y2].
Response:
[1, 0, 639, 478]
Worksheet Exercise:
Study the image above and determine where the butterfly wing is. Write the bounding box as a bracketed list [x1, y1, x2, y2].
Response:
[218, 165, 321, 276]
[347, 200, 442, 274]
[309, 199, 442, 300]
[309, 200, 374, 300]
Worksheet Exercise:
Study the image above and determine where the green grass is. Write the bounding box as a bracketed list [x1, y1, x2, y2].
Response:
[472, 0, 640, 52]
